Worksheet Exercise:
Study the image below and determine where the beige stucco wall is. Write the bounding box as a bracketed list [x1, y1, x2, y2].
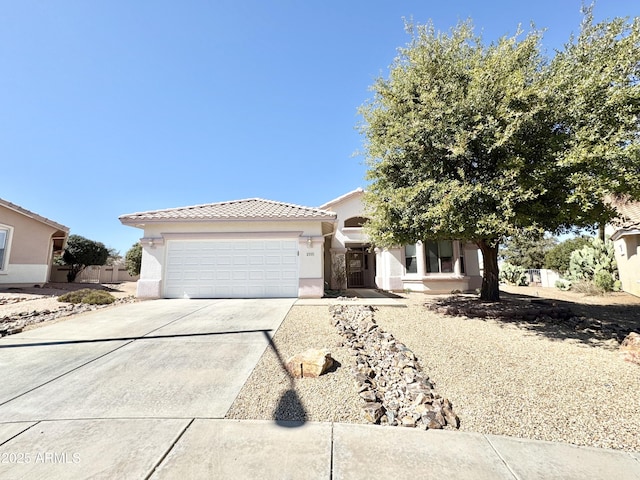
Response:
[322, 191, 483, 293]
[613, 234, 640, 297]
[325, 194, 368, 250]
[0, 205, 65, 286]
[0, 206, 57, 265]
[376, 241, 482, 293]
[375, 247, 405, 291]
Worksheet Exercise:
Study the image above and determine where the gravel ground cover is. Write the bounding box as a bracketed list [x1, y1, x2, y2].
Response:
[228, 289, 640, 452]
[226, 306, 364, 423]
[0, 282, 139, 333]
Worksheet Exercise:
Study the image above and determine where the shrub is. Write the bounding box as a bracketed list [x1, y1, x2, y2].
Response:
[81, 291, 116, 305]
[61, 235, 109, 282]
[58, 289, 115, 305]
[593, 269, 615, 292]
[125, 242, 142, 276]
[555, 279, 572, 290]
[544, 236, 591, 274]
[568, 238, 617, 282]
[499, 262, 529, 286]
[571, 280, 605, 296]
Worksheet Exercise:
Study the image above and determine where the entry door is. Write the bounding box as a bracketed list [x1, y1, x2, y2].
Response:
[347, 251, 364, 287]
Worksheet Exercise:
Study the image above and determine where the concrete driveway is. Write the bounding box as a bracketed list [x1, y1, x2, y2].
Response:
[2, 298, 639, 480]
[0, 298, 294, 478]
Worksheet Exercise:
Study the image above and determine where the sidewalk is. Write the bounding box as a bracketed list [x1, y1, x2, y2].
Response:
[1, 419, 638, 479]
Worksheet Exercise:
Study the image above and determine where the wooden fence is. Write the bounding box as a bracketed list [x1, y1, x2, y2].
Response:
[50, 265, 139, 284]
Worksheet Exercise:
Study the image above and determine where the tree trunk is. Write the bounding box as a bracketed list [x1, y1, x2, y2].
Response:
[477, 239, 500, 301]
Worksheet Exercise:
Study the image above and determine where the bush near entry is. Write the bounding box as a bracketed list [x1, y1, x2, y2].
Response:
[58, 289, 115, 305]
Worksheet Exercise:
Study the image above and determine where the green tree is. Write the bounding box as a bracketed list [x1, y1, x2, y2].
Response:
[105, 247, 122, 266]
[62, 234, 109, 282]
[125, 242, 142, 277]
[544, 236, 591, 274]
[549, 8, 640, 230]
[360, 11, 640, 301]
[501, 233, 557, 269]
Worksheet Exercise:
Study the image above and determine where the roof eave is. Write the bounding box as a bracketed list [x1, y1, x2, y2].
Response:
[119, 215, 337, 225]
[319, 187, 365, 210]
[610, 227, 640, 241]
[0, 198, 70, 233]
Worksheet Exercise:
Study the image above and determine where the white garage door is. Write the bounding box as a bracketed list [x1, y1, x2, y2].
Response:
[164, 239, 299, 298]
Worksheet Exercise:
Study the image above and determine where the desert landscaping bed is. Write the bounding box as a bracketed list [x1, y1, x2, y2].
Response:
[0, 282, 139, 335]
[227, 288, 640, 452]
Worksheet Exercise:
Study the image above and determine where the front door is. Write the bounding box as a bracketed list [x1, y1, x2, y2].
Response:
[346, 251, 364, 287]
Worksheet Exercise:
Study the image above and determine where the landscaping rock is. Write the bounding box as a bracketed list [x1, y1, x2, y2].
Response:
[362, 402, 385, 423]
[620, 332, 640, 366]
[0, 296, 138, 337]
[285, 348, 334, 378]
[329, 304, 460, 431]
[425, 295, 633, 344]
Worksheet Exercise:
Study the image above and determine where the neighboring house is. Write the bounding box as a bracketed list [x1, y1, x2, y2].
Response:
[119, 189, 482, 299]
[0, 198, 69, 287]
[606, 197, 640, 297]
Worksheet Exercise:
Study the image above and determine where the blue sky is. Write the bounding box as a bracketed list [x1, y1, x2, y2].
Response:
[2, 1, 639, 256]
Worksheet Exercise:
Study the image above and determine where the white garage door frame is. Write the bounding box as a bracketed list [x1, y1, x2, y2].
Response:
[163, 232, 301, 299]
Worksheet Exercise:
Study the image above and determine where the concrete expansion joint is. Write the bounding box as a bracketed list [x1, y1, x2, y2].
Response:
[144, 418, 195, 480]
[329, 422, 335, 480]
[483, 434, 521, 480]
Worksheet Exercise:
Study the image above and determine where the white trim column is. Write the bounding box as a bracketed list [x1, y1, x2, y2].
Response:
[416, 241, 426, 276]
[454, 240, 462, 276]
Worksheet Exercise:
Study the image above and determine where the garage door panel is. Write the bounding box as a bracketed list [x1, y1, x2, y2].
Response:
[215, 270, 232, 281]
[265, 255, 283, 265]
[165, 239, 299, 298]
[249, 270, 265, 280]
[233, 256, 248, 266]
[232, 271, 247, 280]
[249, 256, 265, 265]
[282, 273, 299, 282]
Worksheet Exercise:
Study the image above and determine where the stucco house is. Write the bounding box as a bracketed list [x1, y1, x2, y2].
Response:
[119, 189, 482, 299]
[0, 198, 69, 287]
[320, 189, 482, 294]
[606, 197, 640, 297]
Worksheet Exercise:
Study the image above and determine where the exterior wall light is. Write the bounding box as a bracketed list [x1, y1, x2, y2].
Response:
[307, 237, 313, 247]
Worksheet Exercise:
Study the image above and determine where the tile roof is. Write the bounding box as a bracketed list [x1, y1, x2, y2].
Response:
[0, 198, 69, 233]
[119, 198, 337, 223]
[608, 196, 640, 230]
[319, 188, 365, 210]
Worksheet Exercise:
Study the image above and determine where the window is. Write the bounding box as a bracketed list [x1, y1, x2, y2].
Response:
[405, 244, 418, 274]
[344, 217, 369, 227]
[426, 240, 454, 273]
[0, 228, 7, 271]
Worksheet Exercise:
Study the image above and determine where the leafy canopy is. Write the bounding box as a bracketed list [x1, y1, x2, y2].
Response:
[500, 233, 557, 269]
[125, 242, 142, 277]
[544, 236, 592, 274]
[62, 234, 109, 282]
[360, 9, 640, 300]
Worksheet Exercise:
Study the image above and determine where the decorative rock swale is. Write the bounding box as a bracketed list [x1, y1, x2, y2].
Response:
[426, 296, 632, 343]
[329, 304, 459, 430]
